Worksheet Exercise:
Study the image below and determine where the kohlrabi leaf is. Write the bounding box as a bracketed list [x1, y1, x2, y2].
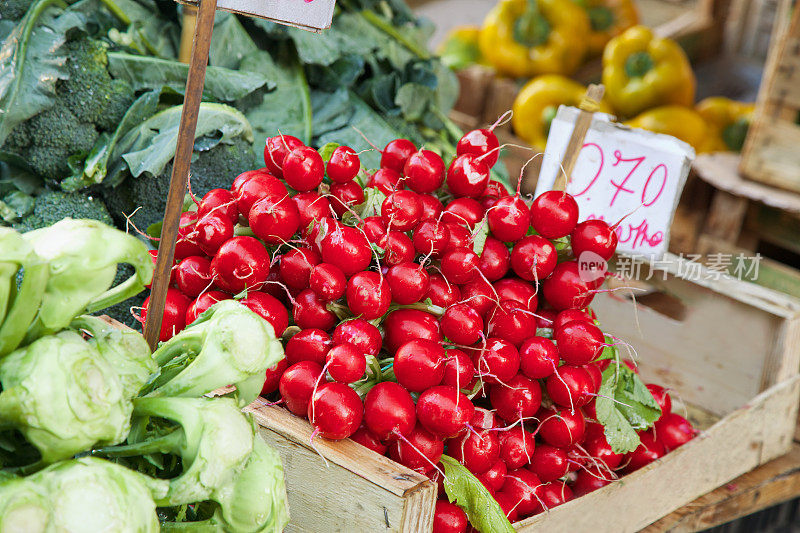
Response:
[596, 362, 662, 454]
[440, 455, 515, 533]
[209, 12, 259, 70]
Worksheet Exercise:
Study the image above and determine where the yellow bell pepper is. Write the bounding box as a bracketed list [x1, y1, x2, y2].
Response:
[512, 75, 613, 150]
[695, 97, 755, 152]
[437, 26, 485, 70]
[602, 25, 695, 118]
[625, 105, 712, 153]
[573, 0, 639, 56]
[479, 0, 590, 78]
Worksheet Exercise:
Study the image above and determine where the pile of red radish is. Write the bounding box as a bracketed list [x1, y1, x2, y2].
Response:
[144, 126, 697, 530]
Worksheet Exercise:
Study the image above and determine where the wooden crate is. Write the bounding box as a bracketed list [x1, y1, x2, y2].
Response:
[740, 3, 800, 193]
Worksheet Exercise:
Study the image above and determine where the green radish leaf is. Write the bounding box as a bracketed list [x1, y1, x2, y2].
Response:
[318, 142, 340, 163]
[343, 186, 386, 225]
[596, 362, 662, 454]
[440, 455, 515, 533]
[472, 218, 490, 256]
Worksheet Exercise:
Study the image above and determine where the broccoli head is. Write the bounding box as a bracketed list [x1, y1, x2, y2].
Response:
[12, 190, 112, 233]
[0, 1, 28, 21]
[24, 109, 99, 180]
[103, 137, 255, 230]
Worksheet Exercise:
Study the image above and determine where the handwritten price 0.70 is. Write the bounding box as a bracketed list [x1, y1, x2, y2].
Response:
[572, 143, 668, 209]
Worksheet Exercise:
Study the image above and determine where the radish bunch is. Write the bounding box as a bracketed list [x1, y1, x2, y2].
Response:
[148, 129, 697, 529]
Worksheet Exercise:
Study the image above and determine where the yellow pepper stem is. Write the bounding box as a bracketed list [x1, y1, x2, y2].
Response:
[513, 0, 551, 47]
[587, 6, 615, 32]
[624, 51, 654, 78]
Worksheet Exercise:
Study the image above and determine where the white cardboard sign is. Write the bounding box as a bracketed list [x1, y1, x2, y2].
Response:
[179, 0, 335, 31]
[535, 106, 695, 260]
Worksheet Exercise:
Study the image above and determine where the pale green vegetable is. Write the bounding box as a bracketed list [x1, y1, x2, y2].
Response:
[0, 331, 132, 464]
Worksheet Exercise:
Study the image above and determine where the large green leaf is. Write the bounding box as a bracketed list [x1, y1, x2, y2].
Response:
[0, 0, 84, 145]
[440, 455, 515, 533]
[209, 12, 259, 70]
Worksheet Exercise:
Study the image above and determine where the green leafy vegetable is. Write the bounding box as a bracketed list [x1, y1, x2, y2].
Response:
[472, 218, 490, 257]
[440, 455, 515, 533]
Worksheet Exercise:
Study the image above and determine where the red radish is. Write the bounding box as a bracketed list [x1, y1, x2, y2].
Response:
[325, 343, 366, 383]
[321, 225, 372, 276]
[571, 465, 612, 496]
[326, 146, 360, 183]
[490, 375, 542, 422]
[625, 430, 666, 471]
[471, 407, 501, 430]
[475, 338, 520, 384]
[232, 169, 266, 198]
[261, 359, 288, 396]
[460, 278, 495, 316]
[571, 219, 618, 261]
[412, 219, 450, 258]
[541, 261, 595, 310]
[382, 309, 442, 353]
[441, 247, 479, 284]
[142, 289, 191, 342]
[583, 432, 623, 470]
[647, 384, 672, 420]
[441, 303, 484, 345]
[234, 172, 287, 219]
[553, 308, 593, 331]
[501, 468, 542, 515]
[386, 262, 430, 304]
[332, 319, 382, 356]
[478, 237, 511, 281]
[174, 233, 204, 261]
[530, 191, 579, 239]
[447, 154, 490, 198]
[345, 271, 391, 320]
[426, 274, 462, 308]
[306, 217, 338, 255]
[536, 308, 557, 328]
[457, 128, 500, 167]
[381, 139, 416, 174]
[362, 216, 387, 243]
[555, 320, 605, 365]
[175, 256, 212, 298]
[480, 180, 510, 210]
[529, 445, 569, 482]
[416, 385, 474, 438]
[380, 231, 415, 266]
[350, 425, 388, 455]
[264, 134, 304, 177]
[329, 180, 365, 217]
[441, 197, 484, 229]
[487, 196, 530, 242]
[309, 263, 347, 302]
[418, 193, 443, 220]
[622, 359, 639, 373]
[546, 366, 596, 408]
[285, 328, 331, 365]
[654, 413, 695, 451]
[381, 190, 422, 232]
[433, 500, 468, 533]
[239, 291, 289, 335]
[536, 481, 573, 511]
[538, 408, 586, 447]
[389, 426, 444, 474]
[393, 339, 446, 392]
[477, 459, 508, 493]
[498, 426, 536, 469]
[283, 146, 325, 192]
[403, 149, 445, 193]
[585, 363, 602, 390]
[308, 382, 363, 440]
[279, 247, 321, 290]
[184, 290, 229, 325]
[293, 192, 332, 228]
[192, 215, 234, 256]
[364, 382, 416, 441]
[509, 235, 558, 281]
[442, 349, 476, 390]
[494, 491, 520, 522]
[443, 225, 471, 255]
[369, 168, 402, 195]
[249, 195, 301, 245]
[211, 236, 271, 293]
[198, 188, 238, 223]
[293, 289, 337, 330]
[519, 337, 559, 379]
[493, 278, 537, 310]
[486, 300, 538, 347]
[279, 361, 323, 416]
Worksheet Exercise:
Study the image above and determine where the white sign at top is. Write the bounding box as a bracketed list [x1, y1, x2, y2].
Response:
[535, 106, 695, 260]
[180, 0, 336, 31]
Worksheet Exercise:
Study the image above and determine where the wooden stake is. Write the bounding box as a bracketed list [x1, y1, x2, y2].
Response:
[144, 0, 217, 350]
[553, 84, 605, 191]
[179, 5, 198, 63]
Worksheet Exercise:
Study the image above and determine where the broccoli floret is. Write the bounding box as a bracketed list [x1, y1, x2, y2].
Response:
[96, 79, 136, 131]
[0, 1, 28, 21]
[4, 123, 31, 152]
[103, 137, 255, 230]
[12, 190, 112, 233]
[24, 109, 99, 180]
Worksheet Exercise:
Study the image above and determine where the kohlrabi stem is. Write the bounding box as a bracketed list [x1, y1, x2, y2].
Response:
[93, 430, 183, 458]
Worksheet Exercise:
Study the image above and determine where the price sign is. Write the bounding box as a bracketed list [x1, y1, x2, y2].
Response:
[535, 106, 695, 259]
[178, 0, 335, 31]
